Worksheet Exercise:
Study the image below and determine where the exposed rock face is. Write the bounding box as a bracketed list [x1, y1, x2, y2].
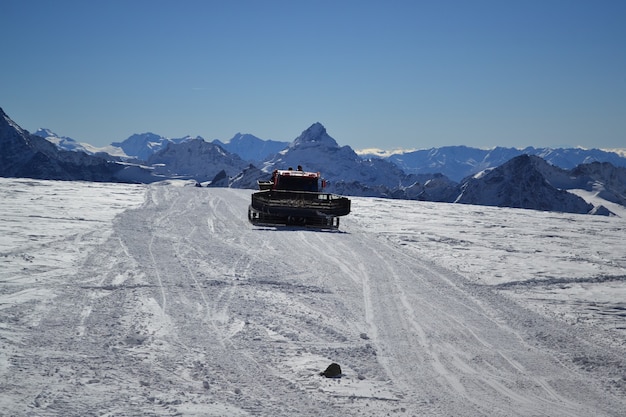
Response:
[454, 155, 593, 214]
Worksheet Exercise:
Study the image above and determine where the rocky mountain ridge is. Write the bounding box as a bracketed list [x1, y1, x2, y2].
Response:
[3, 107, 624, 215]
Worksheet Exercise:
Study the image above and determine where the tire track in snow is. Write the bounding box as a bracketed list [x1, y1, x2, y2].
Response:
[365, 233, 578, 413]
[189, 193, 251, 341]
[305, 229, 459, 412]
[299, 230, 439, 411]
[304, 218, 618, 415]
[359, 224, 620, 415]
[400, 257, 574, 408]
[172, 198, 252, 348]
[148, 233, 168, 314]
[144, 186, 306, 415]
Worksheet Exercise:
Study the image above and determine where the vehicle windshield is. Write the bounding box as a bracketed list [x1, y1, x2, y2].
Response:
[275, 175, 319, 192]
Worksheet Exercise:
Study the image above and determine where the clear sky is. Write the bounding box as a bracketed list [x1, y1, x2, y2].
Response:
[2, 0, 625, 151]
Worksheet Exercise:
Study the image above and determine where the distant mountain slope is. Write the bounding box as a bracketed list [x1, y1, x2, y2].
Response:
[147, 139, 250, 183]
[212, 164, 265, 189]
[454, 155, 595, 214]
[213, 133, 288, 163]
[112, 133, 201, 161]
[31, 122, 626, 190]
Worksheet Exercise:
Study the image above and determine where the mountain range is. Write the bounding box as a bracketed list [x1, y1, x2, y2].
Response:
[2, 106, 625, 216]
[1, 109, 153, 183]
[380, 145, 626, 182]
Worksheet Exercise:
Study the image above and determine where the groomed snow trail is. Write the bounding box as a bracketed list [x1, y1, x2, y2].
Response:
[2, 182, 625, 416]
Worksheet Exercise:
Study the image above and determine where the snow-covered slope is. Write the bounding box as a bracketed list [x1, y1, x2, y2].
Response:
[1, 178, 625, 416]
[34, 128, 86, 152]
[569, 162, 626, 207]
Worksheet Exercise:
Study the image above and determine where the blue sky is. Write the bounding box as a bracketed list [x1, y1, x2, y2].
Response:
[2, 0, 625, 150]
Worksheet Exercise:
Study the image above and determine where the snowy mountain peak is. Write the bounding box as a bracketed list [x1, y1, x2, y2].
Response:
[112, 133, 175, 161]
[33, 128, 84, 151]
[291, 122, 339, 149]
[225, 132, 266, 146]
[34, 128, 57, 138]
[229, 132, 248, 143]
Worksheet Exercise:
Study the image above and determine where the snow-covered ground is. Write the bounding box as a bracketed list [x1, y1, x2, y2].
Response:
[1, 178, 625, 416]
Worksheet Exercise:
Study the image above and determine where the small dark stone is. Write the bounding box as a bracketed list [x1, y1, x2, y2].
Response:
[319, 362, 342, 378]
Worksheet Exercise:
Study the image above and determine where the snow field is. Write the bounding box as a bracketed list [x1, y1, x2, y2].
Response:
[1, 178, 625, 416]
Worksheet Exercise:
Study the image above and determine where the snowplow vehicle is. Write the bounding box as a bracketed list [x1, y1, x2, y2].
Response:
[248, 169, 351, 229]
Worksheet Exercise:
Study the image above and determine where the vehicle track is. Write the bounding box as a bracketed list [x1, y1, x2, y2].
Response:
[307, 215, 625, 415]
[4, 184, 625, 416]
